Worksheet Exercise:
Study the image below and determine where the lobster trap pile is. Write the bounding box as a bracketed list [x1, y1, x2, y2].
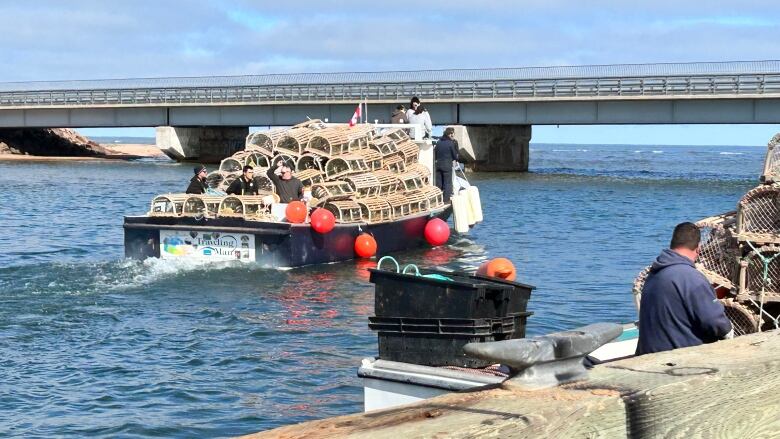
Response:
[147, 120, 444, 224]
[634, 133, 780, 336]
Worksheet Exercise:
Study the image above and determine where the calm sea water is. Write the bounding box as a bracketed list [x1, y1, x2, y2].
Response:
[0, 143, 764, 437]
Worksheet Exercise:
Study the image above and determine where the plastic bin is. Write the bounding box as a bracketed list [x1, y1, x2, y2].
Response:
[368, 267, 534, 320]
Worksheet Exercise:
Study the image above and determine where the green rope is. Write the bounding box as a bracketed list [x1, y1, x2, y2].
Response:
[743, 241, 780, 331]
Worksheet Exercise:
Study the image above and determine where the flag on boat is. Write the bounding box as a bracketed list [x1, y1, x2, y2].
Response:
[349, 103, 362, 127]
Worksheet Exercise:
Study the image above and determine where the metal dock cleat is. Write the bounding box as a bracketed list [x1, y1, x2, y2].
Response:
[463, 322, 623, 389]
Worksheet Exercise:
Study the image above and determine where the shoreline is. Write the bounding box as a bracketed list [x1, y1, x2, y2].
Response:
[0, 143, 168, 162]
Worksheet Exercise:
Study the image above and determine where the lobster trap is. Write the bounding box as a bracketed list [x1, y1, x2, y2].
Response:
[296, 169, 326, 188]
[371, 170, 400, 195]
[632, 265, 653, 311]
[342, 173, 381, 198]
[246, 128, 286, 156]
[404, 190, 431, 213]
[695, 211, 739, 291]
[395, 139, 420, 165]
[353, 148, 383, 171]
[217, 196, 246, 218]
[324, 155, 369, 180]
[419, 185, 445, 209]
[356, 198, 393, 223]
[737, 243, 780, 303]
[243, 152, 271, 170]
[276, 127, 316, 156]
[182, 195, 222, 218]
[369, 136, 398, 156]
[311, 181, 355, 203]
[384, 127, 411, 142]
[720, 299, 764, 336]
[206, 171, 240, 191]
[322, 200, 363, 223]
[296, 153, 326, 171]
[760, 133, 780, 183]
[253, 175, 275, 193]
[307, 127, 352, 157]
[385, 193, 413, 219]
[272, 153, 299, 172]
[396, 172, 425, 192]
[736, 183, 780, 243]
[381, 153, 407, 173]
[407, 163, 432, 185]
[149, 194, 187, 217]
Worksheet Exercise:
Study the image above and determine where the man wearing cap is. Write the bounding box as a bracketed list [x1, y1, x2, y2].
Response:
[267, 160, 304, 203]
[226, 165, 259, 195]
[186, 165, 208, 194]
[434, 127, 460, 202]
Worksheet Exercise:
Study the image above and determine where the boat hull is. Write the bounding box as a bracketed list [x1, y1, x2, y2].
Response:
[124, 206, 452, 268]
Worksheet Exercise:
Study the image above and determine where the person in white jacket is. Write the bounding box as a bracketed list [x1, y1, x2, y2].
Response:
[406, 96, 432, 139]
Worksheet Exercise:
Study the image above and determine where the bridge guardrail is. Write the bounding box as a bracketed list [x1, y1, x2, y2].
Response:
[2, 74, 780, 107]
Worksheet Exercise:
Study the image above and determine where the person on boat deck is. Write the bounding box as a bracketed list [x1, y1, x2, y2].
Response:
[226, 165, 259, 195]
[266, 160, 304, 203]
[636, 222, 733, 355]
[406, 96, 432, 139]
[434, 127, 460, 203]
[390, 105, 406, 124]
[186, 164, 208, 194]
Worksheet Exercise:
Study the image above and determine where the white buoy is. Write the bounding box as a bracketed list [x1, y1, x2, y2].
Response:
[466, 186, 483, 223]
[451, 193, 470, 233]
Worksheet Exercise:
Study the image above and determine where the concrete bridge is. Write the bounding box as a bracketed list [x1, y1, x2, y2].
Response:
[2, 60, 780, 168]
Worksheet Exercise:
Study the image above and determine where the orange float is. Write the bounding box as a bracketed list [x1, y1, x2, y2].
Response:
[285, 201, 308, 223]
[354, 233, 377, 258]
[310, 208, 336, 233]
[477, 257, 516, 281]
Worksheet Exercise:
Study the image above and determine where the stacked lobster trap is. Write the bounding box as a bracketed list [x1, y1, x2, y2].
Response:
[634, 133, 780, 335]
[146, 120, 445, 224]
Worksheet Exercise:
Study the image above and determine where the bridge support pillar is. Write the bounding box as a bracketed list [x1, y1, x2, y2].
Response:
[156, 126, 248, 163]
[452, 125, 531, 171]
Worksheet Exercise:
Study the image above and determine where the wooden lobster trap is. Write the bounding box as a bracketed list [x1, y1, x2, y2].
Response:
[404, 190, 431, 213]
[353, 148, 382, 171]
[736, 183, 780, 243]
[384, 128, 411, 142]
[307, 127, 352, 157]
[182, 195, 222, 218]
[396, 172, 425, 192]
[296, 153, 326, 171]
[760, 133, 780, 183]
[407, 163, 432, 184]
[343, 173, 381, 198]
[241, 194, 277, 221]
[254, 175, 275, 193]
[385, 193, 413, 219]
[737, 243, 780, 304]
[381, 153, 407, 173]
[632, 265, 653, 312]
[149, 194, 187, 217]
[217, 196, 246, 218]
[720, 298, 765, 336]
[324, 155, 369, 180]
[356, 198, 393, 223]
[323, 200, 363, 223]
[244, 152, 271, 170]
[371, 170, 400, 195]
[206, 171, 240, 191]
[277, 127, 315, 156]
[311, 181, 355, 203]
[297, 169, 326, 187]
[419, 185, 445, 209]
[219, 156, 244, 173]
[369, 136, 398, 156]
[695, 211, 739, 291]
[395, 139, 420, 165]
[345, 125, 374, 151]
[272, 153, 299, 172]
[246, 128, 285, 156]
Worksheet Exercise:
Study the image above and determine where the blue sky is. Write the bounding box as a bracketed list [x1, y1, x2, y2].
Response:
[3, 1, 779, 145]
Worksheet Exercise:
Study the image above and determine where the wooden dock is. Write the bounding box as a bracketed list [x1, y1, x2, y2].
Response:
[240, 329, 780, 438]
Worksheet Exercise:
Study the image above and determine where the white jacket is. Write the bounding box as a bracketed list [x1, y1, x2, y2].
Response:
[406, 109, 432, 138]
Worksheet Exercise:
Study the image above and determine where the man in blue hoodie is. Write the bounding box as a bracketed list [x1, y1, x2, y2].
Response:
[636, 222, 733, 355]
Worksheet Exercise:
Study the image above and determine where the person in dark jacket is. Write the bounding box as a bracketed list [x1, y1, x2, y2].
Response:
[267, 160, 304, 203]
[186, 165, 208, 194]
[226, 165, 259, 195]
[434, 127, 460, 202]
[390, 105, 406, 124]
[636, 222, 733, 355]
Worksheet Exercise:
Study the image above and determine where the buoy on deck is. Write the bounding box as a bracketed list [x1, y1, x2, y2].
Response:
[466, 186, 483, 223]
[285, 201, 308, 223]
[451, 193, 470, 233]
[355, 233, 377, 258]
[424, 218, 450, 246]
[477, 258, 517, 281]
[311, 208, 336, 234]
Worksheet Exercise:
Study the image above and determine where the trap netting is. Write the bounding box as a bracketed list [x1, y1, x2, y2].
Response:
[760, 132, 780, 183]
[736, 183, 780, 242]
[695, 211, 739, 290]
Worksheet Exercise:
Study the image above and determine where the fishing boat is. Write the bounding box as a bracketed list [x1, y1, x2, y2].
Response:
[123, 121, 481, 268]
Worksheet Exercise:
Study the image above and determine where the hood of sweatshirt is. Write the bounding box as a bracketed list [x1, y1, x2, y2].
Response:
[650, 248, 695, 273]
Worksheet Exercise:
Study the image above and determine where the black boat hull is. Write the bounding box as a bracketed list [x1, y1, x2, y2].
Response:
[124, 207, 452, 268]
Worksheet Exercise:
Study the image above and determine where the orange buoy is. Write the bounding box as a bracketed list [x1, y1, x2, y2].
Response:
[285, 201, 308, 223]
[354, 233, 377, 258]
[424, 218, 450, 246]
[310, 208, 335, 234]
[477, 257, 516, 281]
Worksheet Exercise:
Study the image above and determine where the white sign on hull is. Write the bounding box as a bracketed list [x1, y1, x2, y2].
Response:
[160, 230, 255, 262]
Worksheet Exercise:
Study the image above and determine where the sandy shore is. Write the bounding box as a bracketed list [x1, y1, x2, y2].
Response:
[0, 143, 167, 161]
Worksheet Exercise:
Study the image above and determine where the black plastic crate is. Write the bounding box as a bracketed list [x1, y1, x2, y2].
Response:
[368, 314, 530, 335]
[375, 313, 531, 367]
[368, 268, 534, 320]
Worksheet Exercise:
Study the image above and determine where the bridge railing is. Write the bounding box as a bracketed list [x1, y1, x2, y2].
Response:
[2, 74, 780, 107]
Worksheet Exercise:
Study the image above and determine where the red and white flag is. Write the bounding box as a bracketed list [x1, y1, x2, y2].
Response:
[348, 103, 362, 127]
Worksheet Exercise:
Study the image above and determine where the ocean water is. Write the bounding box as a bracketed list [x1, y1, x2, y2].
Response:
[0, 143, 764, 437]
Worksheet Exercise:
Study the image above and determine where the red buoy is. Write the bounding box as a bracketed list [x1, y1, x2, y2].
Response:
[310, 208, 335, 234]
[285, 201, 308, 223]
[477, 258, 517, 281]
[424, 218, 450, 246]
[354, 233, 377, 258]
